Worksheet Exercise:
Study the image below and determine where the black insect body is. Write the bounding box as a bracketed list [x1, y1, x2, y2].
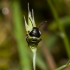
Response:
[29, 27, 41, 37]
[26, 27, 41, 46]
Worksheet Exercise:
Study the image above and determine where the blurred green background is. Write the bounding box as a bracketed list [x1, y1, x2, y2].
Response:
[0, 0, 70, 70]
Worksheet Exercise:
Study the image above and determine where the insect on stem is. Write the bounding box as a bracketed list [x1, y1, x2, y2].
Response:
[24, 3, 42, 70]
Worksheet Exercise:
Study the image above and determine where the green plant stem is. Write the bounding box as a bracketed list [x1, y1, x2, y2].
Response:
[33, 51, 36, 70]
[55, 60, 70, 70]
[30, 46, 37, 70]
[47, 0, 70, 58]
[11, 1, 31, 70]
[27, 48, 48, 70]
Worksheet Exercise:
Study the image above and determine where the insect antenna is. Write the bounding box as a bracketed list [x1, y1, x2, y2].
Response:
[38, 21, 47, 28]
